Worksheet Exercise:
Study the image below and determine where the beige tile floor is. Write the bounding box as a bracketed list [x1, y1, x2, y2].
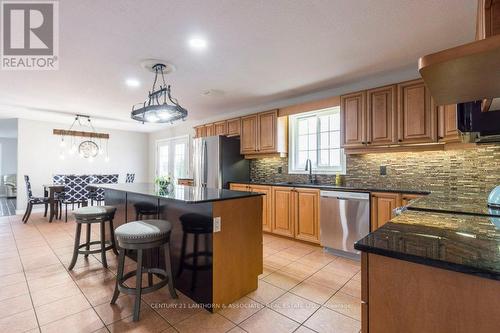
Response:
[0, 212, 361, 333]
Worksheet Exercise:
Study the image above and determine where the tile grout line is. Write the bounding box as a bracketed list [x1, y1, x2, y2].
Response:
[7, 214, 42, 333]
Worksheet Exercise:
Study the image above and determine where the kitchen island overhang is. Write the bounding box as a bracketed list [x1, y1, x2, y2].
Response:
[95, 183, 263, 311]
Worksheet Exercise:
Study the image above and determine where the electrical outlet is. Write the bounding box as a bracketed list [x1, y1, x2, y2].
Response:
[380, 165, 387, 176]
[277, 166, 283, 174]
[213, 217, 221, 232]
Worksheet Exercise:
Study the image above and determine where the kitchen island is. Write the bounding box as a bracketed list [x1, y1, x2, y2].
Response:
[97, 183, 263, 311]
[355, 190, 500, 333]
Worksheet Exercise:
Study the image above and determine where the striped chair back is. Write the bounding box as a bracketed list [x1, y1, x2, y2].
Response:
[125, 173, 135, 183]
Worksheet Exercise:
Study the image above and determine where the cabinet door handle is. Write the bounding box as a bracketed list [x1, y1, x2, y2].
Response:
[398, 139, 403, 143]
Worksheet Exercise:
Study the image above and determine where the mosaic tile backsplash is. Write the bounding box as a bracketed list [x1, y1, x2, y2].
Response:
[249, 144, 500, 194]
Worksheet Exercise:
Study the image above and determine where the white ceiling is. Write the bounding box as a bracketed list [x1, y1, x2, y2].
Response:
[0, 0, 476, 132]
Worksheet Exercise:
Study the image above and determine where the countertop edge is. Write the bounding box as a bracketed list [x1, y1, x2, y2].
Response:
[95, 184, 263, 204]
[353, 242, 500, 281]
[229, 181, 430, 195]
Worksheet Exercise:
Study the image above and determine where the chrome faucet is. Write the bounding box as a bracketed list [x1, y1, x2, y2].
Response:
[305, 158, 313, 184]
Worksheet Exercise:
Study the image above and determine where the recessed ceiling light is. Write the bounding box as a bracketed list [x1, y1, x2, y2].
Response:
[125, 78, 140, 87]
[188, 37, 208, 50]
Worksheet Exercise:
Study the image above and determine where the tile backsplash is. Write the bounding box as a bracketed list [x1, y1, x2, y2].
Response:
[250, 144, 500, 194]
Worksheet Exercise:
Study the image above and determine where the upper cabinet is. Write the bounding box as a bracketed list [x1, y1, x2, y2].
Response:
[214, 121, 227, 136]
[205, 123, 215, 137]
[438, 104, 460, 143]
[226, 118, 241, 137]
[194, 125, 206, 138]
[397, 79, 437, 144]
[240, 115, 258, 154]
[341, 91, 366, 148]
[341, 79, 445, 152]
[258, 110, 277, 153]
[240, 109, 287, 156]
[367, 85, 397, 146]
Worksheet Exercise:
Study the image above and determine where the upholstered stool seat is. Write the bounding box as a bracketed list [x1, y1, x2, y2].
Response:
[115, 220, 171, 246]
[111, 219, 177, 322]
[68, 206, 118, 270]
[73, 206, 116, 220]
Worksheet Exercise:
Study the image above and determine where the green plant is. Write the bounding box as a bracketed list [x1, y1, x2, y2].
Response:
[155, 175, 172, 187]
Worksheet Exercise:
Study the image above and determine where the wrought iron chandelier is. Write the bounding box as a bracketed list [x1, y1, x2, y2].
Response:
[131, 63, 188, 123]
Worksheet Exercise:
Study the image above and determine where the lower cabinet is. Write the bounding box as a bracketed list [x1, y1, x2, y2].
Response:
[294, 188, 320, 243]
[230, 183, 272, 233]
[371, 192, 401, 231]
[248, 185, 272, 232]
[272, 187, 295, 237]
[371, 192, 425, 231]
[272, 186, 320, 244]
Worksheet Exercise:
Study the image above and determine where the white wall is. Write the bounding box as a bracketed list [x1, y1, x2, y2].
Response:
[0, 138, 17, 175]
[17, 118, 149, 211]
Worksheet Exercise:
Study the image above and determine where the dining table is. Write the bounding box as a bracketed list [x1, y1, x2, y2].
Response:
[43, 184, 65, 222]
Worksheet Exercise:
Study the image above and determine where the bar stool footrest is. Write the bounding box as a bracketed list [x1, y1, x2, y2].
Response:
[77, 240, 114, 255]
[118, 268, 169, 295]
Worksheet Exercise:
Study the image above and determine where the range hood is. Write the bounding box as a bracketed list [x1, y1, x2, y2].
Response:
[418, 34, 500, 107]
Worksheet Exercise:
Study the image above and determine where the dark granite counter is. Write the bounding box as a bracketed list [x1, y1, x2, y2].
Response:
[231, 181, 430, 195]
[354, 210, 500, 280]
[408, 190, 500, 217]
[96, 183, 262, 204]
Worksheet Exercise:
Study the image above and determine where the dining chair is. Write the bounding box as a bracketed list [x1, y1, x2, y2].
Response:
[62, 175, 90, 222]
[22, 175, 50, 223]
[126, 173, 135, 183]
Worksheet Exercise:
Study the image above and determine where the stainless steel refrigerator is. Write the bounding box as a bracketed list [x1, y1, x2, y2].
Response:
[192, 136, 250, 189]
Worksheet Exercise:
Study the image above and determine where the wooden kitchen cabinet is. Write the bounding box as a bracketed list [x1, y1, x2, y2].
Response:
[226, 118, 241, 137]
[240, 115, 258, 154]
[240, 110, 286, 156]
[371, 192, 401, 231]
[397, 79, 437, 144]
[367, 85, 398, 146]
[230, 183, 272, 232]
[194, 125, 206, 138]
[249, 185, 273, 232]
[214, 121, 227, 136]
[341, 91, 367, 148]
[205, 123, 215, 137]
[438, 104, 460, 142]
[229, 183, 250, 192]
[272, 187, 295, 237]
[294, 188, 320, 244]
[257, 110, 277, 153]
[401, 193, 424, 206]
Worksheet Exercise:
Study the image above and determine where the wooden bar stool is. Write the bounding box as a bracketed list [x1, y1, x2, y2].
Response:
[111, 219, 178, 321]
[177, 213, 213, 290]
[68, 206, 118, 270]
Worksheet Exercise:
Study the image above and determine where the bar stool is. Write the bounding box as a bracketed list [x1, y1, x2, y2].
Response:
[111, 219, 178, 321]
[68, 206, 118, 270]
[177, 213, 213, 290]
[134, 202, 158, 220]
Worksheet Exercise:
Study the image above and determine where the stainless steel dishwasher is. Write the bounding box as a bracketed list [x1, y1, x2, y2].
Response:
[320, 190, 370, 257]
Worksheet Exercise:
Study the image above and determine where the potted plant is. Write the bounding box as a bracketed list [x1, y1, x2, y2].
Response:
[155, 175, 173, 193]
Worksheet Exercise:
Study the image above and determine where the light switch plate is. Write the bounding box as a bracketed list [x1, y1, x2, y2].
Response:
[213, 217, 221, 232]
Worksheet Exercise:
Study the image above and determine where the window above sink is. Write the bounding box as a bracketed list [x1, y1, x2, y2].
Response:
[288, 107, 346, 175]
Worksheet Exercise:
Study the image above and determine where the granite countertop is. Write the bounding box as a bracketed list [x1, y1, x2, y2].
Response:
[408, 190, 500, 217]
[354, 210, 500, 280]
[232, 180, 430, 195]
[95, 183, 262, 204]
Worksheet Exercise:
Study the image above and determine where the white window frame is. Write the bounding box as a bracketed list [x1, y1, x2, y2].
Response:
[155, 135, 191, 179]
[288, 107, 346, 175]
